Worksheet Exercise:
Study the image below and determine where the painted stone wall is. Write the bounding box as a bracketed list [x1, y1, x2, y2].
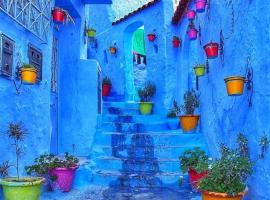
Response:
[0, 11, 53, 178]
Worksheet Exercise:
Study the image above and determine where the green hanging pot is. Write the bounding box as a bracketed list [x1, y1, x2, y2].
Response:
[86, 29, 96, 37]
[194, 64, 205, 77]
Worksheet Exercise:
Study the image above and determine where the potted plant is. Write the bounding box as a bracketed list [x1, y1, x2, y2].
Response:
[0, 122, 45, 200]
[166, 101, 180, 130]
[194, 64, 206, 77]
[187, 22, 198, 40]
[204, 42, 219, 59]
[52, 7, 75, 24]
[172, 36, 181, 48]
[86, 28, 96, 37]
[102, 76, 112, 97]
[224, 76, 245, 96]
[21, 63, 37, 84]
[195, 0, 207, 12]
[186, 10, 196, 20]
[26, 153, 79, 192]
[109, 46, 117, 54]
[179, 148, 209, 188]
[138, 82, 156, 115]
[179, 90, 200, 132]
[147, 33, 156, 42]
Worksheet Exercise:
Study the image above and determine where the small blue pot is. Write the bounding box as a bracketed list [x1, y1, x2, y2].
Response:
[166, 119, 179, 130]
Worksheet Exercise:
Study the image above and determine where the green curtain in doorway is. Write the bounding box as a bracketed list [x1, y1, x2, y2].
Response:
[132, 29, 146, 56]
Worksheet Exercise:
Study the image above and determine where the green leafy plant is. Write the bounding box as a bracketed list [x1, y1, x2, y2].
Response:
[237, 133, 249, 158]
[102, 76, 111, 86]
[167, 100, 180, 118]
[22, 63, 34, 68]
[259, 135, 269, 159]
[138, 82, 156, 102]
[179, 148, 209, 173]
[199, 145, 253, 196]
[173, 36, 180, 41]
[6, 122, 27, 180]
[0, 161, 10, 178]
[195, 64, 205, 68]
[180, 90, 199, 115]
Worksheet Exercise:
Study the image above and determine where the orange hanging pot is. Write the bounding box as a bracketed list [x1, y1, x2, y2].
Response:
[109, 47, 117, 54]
[179, 115, 200, 132]
[201, 190, 246, 200]
[21, 66, 37, 85]
[224, 76, 245, 96]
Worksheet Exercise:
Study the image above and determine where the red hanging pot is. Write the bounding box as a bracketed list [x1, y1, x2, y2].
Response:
[204, 42, 219, 59]
[173, 38, 181, 48]
[52, 8, 66, 23]
[102, 84, 111, 96]
[187, 10, 196, 20]
[147, 34, 156, 42]
[188, 168, 208, 188]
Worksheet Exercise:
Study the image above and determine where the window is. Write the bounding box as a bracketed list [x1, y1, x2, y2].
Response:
[28, 44, 42, 81]
[0, 33, 14, 78]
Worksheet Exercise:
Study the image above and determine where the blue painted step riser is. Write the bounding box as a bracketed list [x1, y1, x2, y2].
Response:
[103, 102, 139, 109]
[102, 114, 164, 123]
[95, 133, 205, 147]
[103, 107, 140, 115]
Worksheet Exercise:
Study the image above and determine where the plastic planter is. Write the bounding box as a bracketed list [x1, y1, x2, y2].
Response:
[52, 8, 65, 23]
[187, 10, 196, 20]
[102, 84, 111, 96]
[201, 190, 246, 200]
[49, 166, 78, 192]
[204, 42, 219, 59]
[189, 168, 208, 188]
[194, 65, 205, 77]
[139, 102, 153, 115]
[0, 177, 44, 200]
[87, 29, 96, 37]
[188, 28, 198, 40]
[180, 115, 200, 132]
[109, 47, 117, 54]
[167, 119, 179, 130]
[147, 34, 156, 42]
[21, 67, 37, 84]
[173, 38, 181, 48]
[195, 0, 207, 12]
[224, 76, 245, 96]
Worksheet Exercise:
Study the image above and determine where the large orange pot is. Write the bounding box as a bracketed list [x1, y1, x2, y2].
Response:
[180, 115, 200, 132]
[224, 76, 245, 96]
[201, 190, 245, 200]
[21, 67, 37, 84]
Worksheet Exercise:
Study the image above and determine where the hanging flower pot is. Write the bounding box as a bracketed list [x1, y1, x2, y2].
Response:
[194, 64, 205, 77]
[147, 33, 156, 42]
[102, 77, 112, 97]
[188, 28, 198, 40]
[109, 47, 117, 54]
[224, 76, 245, 96]
[187, 10, 196, 20]
[180, 115, 200, 132]
[172, 36, 181, 48]
[201, 190, 246, 200]
[86, 28, 96, 37]
[195, 0, 207, 12]
[189, 168, 208, 189]
[52, 8, 66, 23]
[21, 64, 37, 84]
[204, 42, 219, 59]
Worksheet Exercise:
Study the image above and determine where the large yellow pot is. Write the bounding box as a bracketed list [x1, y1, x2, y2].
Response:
[180, 115, 200, 132]
[21, 67, 37, 84]
[224, 76, 245, 96]
[202, 190, 245, 200]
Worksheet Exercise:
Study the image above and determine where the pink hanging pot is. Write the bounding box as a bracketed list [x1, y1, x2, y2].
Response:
[188, 28, 198, 40]
[187, 10, 196, 20]
[195, 0, 207, 12]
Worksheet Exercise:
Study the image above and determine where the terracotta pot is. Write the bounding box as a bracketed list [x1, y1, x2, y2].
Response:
[201, 190, 245, 200]
[173, 39, 181, 48]
[187, 10, 196, 20]
[180, 115, 200, 132]
[21, 67, 37, 84]
[195, 0, 207, 12]
[102, 84, 111, 96]
[188, 28, 198, 40]
[109, 47, 117, 54]
[189, 168, 208, 188]
[147, 34, 156, 42]
[224, 76, 245, 96]
[52, 8, 65, 23]
[204, 42, 219, 59]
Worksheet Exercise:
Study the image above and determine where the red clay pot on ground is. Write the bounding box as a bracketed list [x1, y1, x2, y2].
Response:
[102, 84, 111, 96]
[52, 8, 65, 23]
[189, 167, 208, 188]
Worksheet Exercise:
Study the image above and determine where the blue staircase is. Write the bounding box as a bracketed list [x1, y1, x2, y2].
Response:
[88, 96, 208, 193]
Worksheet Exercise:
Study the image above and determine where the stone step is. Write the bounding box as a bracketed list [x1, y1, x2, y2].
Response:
[103, 106, 140, 115]
[102, 114, 164, 123]
[95, 131, 205, 147]
[103, 101, 140, 109]
[91, 144, 208, 159]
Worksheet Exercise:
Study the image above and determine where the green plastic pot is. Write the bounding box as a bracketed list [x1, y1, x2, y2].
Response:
[194, 65, 205, 77]
[0, 177, 44, 200]
[139, 102, 153, 115]
[87, 29, 96, 37]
